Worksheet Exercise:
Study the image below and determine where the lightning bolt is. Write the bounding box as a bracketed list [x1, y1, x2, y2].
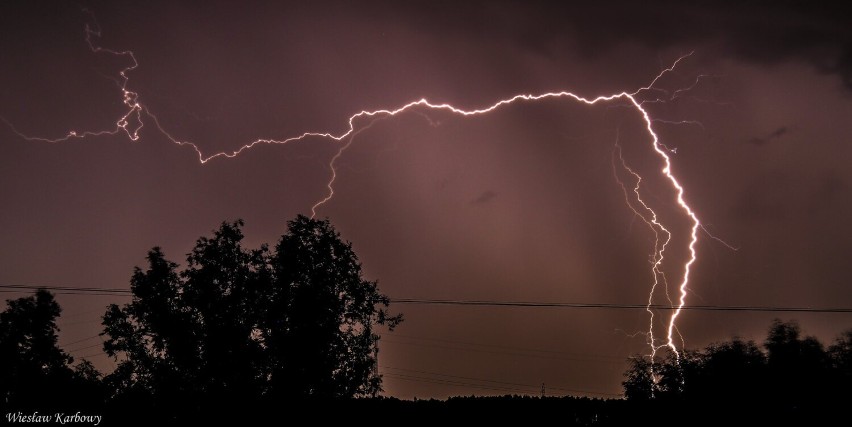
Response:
[636, 99, 701, 359]
[611, 138, 673, 359]
[1, 9, 144, 143]
[310, 115, 389, 218]
[2, 12, 716, 358]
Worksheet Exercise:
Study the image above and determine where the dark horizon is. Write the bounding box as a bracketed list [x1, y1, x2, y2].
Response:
[2, 0, 851, 400]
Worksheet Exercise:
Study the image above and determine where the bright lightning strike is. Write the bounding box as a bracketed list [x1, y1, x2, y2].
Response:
[1, 10, 144, 144]
[612, 138, 673, 359]
[2, 12, 718, 359]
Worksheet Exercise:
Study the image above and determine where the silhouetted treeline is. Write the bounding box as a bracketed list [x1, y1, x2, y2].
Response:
[0, 290, 107, 414]
[2, 216, 401, 421]
[622, 319, 852, 423]
[2, 218, 851, 423]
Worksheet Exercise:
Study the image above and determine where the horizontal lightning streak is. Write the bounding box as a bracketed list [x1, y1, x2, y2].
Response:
[0, 13, 713, 358]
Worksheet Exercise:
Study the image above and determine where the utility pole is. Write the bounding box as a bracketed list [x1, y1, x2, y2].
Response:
[541, 382, 545, 398]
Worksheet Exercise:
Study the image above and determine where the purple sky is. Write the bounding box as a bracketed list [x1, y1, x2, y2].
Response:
[1, 1, 851, 398]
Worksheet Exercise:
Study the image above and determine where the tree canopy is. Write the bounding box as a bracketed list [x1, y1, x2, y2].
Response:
[1, 290, 71, 407]
[622, 319, 852, 422]
[0, 290, 103, 410]
[101, 215, 401, 410]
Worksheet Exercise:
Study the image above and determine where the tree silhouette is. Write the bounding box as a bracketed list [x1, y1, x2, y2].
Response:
[656, 338, 766, 407]
[828, 328, 852, 404]
[1, 290, 71, 407]
[622, 319, 849, 422]
[101, 216, 401, 410]
[265, 215, 402, 399]
[763, 320, 831, 411]
[1, 289, 103, 410]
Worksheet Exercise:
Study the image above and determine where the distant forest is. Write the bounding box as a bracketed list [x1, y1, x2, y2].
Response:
[2, 217, 850, 424]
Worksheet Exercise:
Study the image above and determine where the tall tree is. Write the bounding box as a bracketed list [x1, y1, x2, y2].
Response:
[101, 216, 401, 409]
[763, 320, 830, 409]
[828, 329, 852, 402]
[0, 290, 72, 408]
[622, 356, 655, 401]
[265, 215, 402, 399]
[102, 246, 207, 409]
[691, 338, 766, 400]
[102, 221, 270, 409]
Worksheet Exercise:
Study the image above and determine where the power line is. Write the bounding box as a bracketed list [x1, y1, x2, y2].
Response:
[60, 334, 102, 348]
[77, 351, 110, 359]
[67, 341, 104, 354]
[380, 365, 613, 395]
[387, 333, 623, 361]
[380, 366, 620, 396]
[0, 283, 131, 296]
[391, 298, 852, 313]
[382, 338, 624, 365]
[3, 283, 852, 313]
[382, 372, 537, 395]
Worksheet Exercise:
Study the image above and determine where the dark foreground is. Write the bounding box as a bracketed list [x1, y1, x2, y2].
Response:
[5, 394, 847, 426]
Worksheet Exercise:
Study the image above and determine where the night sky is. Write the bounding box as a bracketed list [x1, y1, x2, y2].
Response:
[2, 1, 851, 399]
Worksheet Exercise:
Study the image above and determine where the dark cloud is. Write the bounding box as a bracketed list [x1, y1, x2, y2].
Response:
[734, 170, 792, 222]
[734, 168, 848, 221]
[811, 169, 849, 207]
[471, 190, 497, 205]
[748, 126, 790, 146]
[8, 1, 852, 90]
[374, 0, 852, 89]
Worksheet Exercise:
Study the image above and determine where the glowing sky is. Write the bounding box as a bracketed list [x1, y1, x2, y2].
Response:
[1, 1, 851, 398]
